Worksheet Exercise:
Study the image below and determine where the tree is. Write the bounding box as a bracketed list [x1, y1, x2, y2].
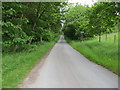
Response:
[88, 2, 120, 42]
[2, 2, 67, 52]
[63, 2, 120, 41]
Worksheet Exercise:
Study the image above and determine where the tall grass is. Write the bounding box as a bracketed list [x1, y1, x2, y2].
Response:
[2, 40, 57, 88]
[69, 33, 118, 74]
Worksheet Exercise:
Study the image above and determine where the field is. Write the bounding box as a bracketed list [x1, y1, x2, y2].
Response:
[69, 33, 118, 74]
[2, 40, 57, 88]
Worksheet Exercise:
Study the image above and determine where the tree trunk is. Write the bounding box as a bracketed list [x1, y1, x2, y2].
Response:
[114, 35, 116, 43]
[13, 45, 18, 52]
[99, 34, 101, 42]
[29, 40, 32, 44]
[40, 36, 43, 42]
[32, 8, 46, 31]
[32, 23, 36, 31]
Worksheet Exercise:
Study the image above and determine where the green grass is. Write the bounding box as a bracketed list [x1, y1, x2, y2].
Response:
[69, 33, 118, 74]
[2, 40, 57, 88]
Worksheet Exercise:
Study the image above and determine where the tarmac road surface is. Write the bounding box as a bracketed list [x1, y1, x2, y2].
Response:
[19, 35, 118, 88]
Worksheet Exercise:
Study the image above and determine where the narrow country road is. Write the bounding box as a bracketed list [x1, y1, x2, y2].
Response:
[20, 36, 118, 88]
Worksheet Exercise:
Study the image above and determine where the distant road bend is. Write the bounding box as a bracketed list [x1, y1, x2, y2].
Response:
[20, 35, 118, 88]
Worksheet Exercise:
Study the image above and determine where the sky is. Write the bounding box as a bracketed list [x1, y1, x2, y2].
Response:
[68, 0, 98, 7]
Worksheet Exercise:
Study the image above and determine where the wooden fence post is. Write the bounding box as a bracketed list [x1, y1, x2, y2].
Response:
[114, 35, 116, 43]
[106, 33, 107, 41]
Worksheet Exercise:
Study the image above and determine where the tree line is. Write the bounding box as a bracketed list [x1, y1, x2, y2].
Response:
[63, 2, 120, 41]
[2, 2, 120, 52]
[2, 2, 67, 52]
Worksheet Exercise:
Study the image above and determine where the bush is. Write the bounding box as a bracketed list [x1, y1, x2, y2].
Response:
[42, 29, 55, 41]
[63, 23, 77, 40]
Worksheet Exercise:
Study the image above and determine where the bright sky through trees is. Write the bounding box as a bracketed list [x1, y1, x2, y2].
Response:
[68, 0, 98, 6]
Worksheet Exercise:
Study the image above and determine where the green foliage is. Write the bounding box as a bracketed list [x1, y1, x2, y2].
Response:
[2, 40, 58, 88]
[2, 2, 67, 52]
[63, 2, 120, 40]
[63, 22, 77, 40]
[88, 2, 119, 35]
[42, 29, 55, 41]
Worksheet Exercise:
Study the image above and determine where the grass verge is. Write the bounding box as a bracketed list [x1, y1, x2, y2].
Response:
[69, 33, 118, 74]
[2, 39, 58, 88]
